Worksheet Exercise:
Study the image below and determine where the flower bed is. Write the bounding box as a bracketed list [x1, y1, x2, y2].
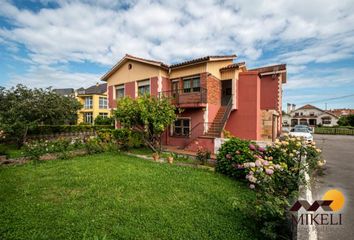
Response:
[216, 135, 324, 239]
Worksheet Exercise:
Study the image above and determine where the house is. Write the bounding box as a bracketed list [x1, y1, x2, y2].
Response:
[328, 108, 354, 117]
[53, 88, 75, 97]
[76, 83, 111, 124]
[102, 54, 286, 153]
[284, 104, 338, 127]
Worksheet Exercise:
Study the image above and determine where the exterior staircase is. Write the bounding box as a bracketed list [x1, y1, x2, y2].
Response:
[204, 106, 228, 137]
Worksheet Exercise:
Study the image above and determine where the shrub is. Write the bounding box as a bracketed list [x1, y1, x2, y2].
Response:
[196, 146, 211, 165]
[84, 137, 105, 154]
[27, 125, 114, 135]
[94, 116, 114, 125]
[215, 138, 257, 179]
[112, 128, 131, 150]
[0, 145, 9, 157]
[128, 131, 144, 148]
[97, 129, 113, 143]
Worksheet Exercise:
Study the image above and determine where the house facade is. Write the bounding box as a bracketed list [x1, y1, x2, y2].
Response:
[102, 54, 286, 153]
[283, 104, 338, 127]
[76, 83, 111, 124]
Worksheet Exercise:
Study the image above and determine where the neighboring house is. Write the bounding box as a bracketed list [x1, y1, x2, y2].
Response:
[76, 83, 111, 124]
[284, 104, 338, 127]
[328, 108, 354, 117]
[53, 88, 75, 97]
[102, 54, 286, 153]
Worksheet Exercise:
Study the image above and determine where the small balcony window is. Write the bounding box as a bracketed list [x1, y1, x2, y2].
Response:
[183, 76, 200, 93]
[84, 96, 93, 109]
[99, 113, 108, 118]
[173, 118, 190, 137]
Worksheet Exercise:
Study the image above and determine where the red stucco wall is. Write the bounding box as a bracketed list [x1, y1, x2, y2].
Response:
[108, 85, 116, 108]
[225, 71, 261, 140]
[165, 108, 204, 147]
[125, 82, 135, 98]
[150, 77, 158, 96]
[260, 75, 279, 110]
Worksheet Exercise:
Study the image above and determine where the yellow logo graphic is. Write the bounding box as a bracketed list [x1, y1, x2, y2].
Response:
[322, 189, 345, 212]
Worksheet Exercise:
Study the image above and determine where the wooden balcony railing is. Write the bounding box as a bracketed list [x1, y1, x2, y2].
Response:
[159, 87, 207, 106]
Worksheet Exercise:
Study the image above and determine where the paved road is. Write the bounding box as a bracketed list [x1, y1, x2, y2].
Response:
[312, 134, 354, 240]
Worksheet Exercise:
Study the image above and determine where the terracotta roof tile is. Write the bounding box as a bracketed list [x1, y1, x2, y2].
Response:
[170, 55, 237, 68]
[219, 62, 246, 71]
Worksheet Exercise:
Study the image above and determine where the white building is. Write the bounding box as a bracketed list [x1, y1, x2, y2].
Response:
[283, 104, 339, 127]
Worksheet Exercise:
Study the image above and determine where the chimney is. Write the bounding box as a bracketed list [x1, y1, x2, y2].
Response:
[287, 103, 291, 114]
[292, 104, 296, 111]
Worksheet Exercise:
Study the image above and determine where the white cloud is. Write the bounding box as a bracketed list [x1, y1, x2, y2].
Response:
[0, 0, 354, 88]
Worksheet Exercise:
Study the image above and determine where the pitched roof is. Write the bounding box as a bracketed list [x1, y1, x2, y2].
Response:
[101, 54, 169, 81]
[53, 88, 74, 96]
[219, 62, 246, 71]
[249, 64, 287, 83]
[296, 104, 338, 118]
[77, 83, 107, 95]
[170, 55, 237, 68]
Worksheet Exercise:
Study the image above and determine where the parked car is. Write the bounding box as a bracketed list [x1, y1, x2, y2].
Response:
[290, 127, 313, 142]
[293, 124, 314, 133]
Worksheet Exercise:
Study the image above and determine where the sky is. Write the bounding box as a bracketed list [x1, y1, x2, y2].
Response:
[0, 0, 354, 111]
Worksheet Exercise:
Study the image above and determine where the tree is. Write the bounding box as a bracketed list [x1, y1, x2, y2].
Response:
[94, 115, 114, 125]
[0, 85, 82, 147]
[114, 95, 177, 152]
[338, 114, 354, 127]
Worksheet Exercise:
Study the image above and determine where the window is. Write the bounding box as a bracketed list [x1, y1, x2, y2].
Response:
[84, 96, 93, 109]
[183, 76, 200, 93]
[294, 112, 299, 116]
[115, 84, 125, 99]
[99, 97, 107, 109]
[322, 117, 331, 125]
[173, 118, 190, 137]
[138, 80, 150, 96]
[310, 112, 315, 116]
[84, 112, 93, 124]
[99, 113, 108, 118]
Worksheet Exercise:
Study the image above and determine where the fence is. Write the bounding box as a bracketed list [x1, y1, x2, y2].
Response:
[315, 127, 354, 135]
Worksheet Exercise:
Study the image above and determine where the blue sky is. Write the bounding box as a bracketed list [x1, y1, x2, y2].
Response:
[1, 0, 354, 111]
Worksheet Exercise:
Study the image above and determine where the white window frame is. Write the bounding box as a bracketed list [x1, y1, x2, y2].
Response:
[84, 112, 93, 124]
[84, 96, 93, 109]
[99, 112, 109, 118]
[99, 97, 108, 109]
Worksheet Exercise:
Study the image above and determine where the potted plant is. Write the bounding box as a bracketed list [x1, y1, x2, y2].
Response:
[167, 153, 174, 164]
[152, 152, 160, 162]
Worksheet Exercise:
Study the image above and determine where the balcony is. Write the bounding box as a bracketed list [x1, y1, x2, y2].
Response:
[159, 87, 207, 108]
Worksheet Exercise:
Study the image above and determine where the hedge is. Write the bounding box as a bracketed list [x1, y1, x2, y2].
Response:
[27, 125, 114, 135]
[315, 127, 354, 135]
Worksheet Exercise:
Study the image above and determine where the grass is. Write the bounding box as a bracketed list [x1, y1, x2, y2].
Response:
[0, 144, 24, 159]
[0, 152, 258, 240]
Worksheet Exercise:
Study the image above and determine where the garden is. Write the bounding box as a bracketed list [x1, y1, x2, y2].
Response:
[0, 85, 325, 239]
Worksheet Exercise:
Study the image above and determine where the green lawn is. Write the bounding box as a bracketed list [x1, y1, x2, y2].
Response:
[0, 152, 258, 240]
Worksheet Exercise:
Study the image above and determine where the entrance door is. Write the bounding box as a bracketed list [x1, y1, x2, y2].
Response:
[221, 80, 232, 106]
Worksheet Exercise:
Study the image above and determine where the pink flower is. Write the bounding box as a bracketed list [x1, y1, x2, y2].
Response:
[249, 144, 256, 151]
[226, 154, 232, 159]
[263, 160, 269, 166]
[235, 150, 241, 155]
[249, 184, 255, 189]
[265, 168, 274, 175]
[255, 160, 262, 167]
[258, 147, 265, 152]
[249, 162, 256, 168]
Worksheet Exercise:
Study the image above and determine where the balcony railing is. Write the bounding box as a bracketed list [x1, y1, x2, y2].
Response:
[159, 87, 207, 106]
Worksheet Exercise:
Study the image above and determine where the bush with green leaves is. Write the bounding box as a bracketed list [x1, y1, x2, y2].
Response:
[84, 137, 106, 154]
[215, 138, 257, 179]
[112, 128, 131, 150]
[94, 115, 114, 126]
[216, 136, 324, 239]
